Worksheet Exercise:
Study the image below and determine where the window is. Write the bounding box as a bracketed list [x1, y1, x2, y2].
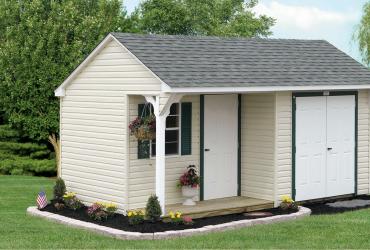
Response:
[151, 103, 180, 156]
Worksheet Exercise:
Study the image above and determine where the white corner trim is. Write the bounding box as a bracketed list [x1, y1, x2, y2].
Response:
[27, 206, 311, 240]
[54, 34, 115, 97]
[165, 85, 370, 94]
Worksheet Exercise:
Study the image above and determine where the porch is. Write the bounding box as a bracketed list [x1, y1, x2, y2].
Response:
[129, 92, 286, 215]
[165, 196, 274, 219]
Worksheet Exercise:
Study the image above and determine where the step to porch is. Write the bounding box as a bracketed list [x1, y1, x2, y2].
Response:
[165, 196, 274, 219]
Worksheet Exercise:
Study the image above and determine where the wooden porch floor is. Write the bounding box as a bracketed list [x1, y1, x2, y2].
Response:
[165, 196, 274, 219]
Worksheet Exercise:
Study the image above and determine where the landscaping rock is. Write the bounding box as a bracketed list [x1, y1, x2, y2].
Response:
[243, 211, 273, 218]
[27, 206, 311, 240]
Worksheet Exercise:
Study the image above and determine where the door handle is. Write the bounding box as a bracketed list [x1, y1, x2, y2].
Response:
[204, 149, 210, 152]
[327, 147, 333, 151]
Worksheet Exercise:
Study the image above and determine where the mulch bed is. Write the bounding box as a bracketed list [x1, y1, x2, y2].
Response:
[305, 195, 370, 215]
[41, 204, 296, 233]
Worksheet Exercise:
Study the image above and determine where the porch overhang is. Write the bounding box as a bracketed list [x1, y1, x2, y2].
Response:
[161, 82, 370, 94]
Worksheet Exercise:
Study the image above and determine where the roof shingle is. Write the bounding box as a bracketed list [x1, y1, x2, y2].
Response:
[112, 32, 370, 88]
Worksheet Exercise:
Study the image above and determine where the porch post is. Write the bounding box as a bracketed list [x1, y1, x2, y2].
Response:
[155, 111, 169, 214]
[145, 94, 183, 215]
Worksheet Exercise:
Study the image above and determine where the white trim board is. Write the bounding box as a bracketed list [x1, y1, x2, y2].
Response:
[163, 85, 370, 94]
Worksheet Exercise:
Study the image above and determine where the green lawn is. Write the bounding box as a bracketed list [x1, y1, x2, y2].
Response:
[1, 175, 370, 249]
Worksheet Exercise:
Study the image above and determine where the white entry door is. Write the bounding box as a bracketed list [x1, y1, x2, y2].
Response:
[295, 95, 355, 201]
[204, 94, 238, 200]
[326, 96, 355, 197]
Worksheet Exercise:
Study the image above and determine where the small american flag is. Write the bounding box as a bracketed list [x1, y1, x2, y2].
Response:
[36, 190, 48, 209]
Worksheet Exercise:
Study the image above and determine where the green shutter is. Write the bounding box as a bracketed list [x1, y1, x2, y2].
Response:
[137, 103, 150, 159]
[181, 102, 192, 155]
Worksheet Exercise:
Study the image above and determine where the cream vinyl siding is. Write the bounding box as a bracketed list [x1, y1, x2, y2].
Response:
[241, 93, 276, 201]
[60, 39, 162, 211]
[128, 95, 200, 209]
[357, 90, 369, 194]
[274, 92, 292, 204]
[65, 40, 162, 95]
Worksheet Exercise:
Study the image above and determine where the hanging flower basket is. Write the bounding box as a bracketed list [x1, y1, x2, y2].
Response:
[129, 115, 156, 140]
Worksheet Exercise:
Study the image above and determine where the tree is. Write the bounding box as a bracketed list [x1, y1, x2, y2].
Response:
[0, 0, 132, 175]
[356, 2, 370, 65]
[132, 0, 275, 37]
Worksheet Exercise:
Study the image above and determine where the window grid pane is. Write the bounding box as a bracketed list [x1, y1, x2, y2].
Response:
[151, 103, 180, 156]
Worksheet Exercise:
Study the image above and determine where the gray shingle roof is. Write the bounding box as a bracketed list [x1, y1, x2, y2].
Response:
[112, 32, 370, 88]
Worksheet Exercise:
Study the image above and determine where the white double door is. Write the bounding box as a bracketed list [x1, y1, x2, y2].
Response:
[204, 94, 238, 200]
[295, 95, 355, 201]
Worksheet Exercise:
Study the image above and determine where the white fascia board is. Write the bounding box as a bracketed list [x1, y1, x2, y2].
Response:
[54, 34, 115, 97]
[164, 85, 370, 94]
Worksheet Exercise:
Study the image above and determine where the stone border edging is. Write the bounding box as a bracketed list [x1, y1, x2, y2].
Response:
[27, 206, 311, 240]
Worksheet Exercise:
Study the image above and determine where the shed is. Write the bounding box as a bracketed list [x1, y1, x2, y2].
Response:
[55, 33, 370, 216]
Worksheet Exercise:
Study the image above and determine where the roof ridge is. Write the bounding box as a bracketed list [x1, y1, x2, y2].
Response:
[111, 32, 326, 43]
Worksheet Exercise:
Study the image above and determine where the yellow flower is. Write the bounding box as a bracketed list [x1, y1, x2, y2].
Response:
[176, 212, 182, 218]
[128, 211, 133, 217]
[105, 203, 117, 209]
[63, 192, 76, 199]
[281, 195, 294, 203]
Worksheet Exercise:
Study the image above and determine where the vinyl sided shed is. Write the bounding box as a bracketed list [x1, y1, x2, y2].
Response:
[55, 33, 370, 215]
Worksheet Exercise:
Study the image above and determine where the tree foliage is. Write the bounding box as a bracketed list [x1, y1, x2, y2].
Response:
[0, 0, 131, 141]
[356, 2, 370, 65]
[132, 0, 275, 37]
[0, 125, 55, 176]
[0, 0, 274, 147]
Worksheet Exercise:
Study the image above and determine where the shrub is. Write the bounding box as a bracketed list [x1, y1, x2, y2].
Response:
[127, 209, 145, 225]
[279, 195, 298, 212]
[0, 125, 56, 176]
[63, 192, 83, 211]
[87, 203, 108, 221]
[53, 178, 66, 201]
[145, 194, 162, 222]
[0, 157, 55, 176]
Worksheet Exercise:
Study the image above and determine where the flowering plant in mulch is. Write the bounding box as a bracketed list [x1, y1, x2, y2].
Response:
[127, 209, 145, 225]
[96, 202, 118, 217]
[177, 165, 200, 188]
[168, 211, 183, 224]
[168, 211, 194, 225]
[129, 115, 156, 140]
[87, 203, 108, 221]
[182, 216, 194, 225]
[63, 192, 83, 211]
[279, 195, 298, 212]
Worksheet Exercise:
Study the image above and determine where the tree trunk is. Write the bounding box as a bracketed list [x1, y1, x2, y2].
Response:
[48, 134, 61, 177]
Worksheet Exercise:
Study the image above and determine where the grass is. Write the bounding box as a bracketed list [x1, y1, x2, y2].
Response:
[1, 175, 370, 249]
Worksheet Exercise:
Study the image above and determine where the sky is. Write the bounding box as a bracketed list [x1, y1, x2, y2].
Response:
[124, 0, 367, 63]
